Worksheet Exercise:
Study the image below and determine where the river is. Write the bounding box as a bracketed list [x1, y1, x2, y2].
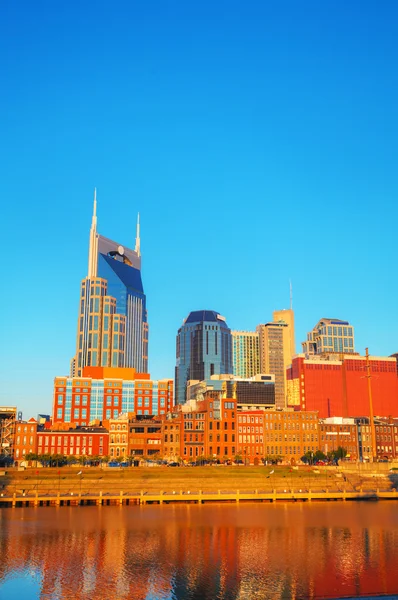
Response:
[0, 502, 397, 599]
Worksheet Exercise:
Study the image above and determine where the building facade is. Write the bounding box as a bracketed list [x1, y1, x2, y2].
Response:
[72, 191, 148, 376]
[14, 418, 38, 462]
[175, 310, 233, 405]
[187, 373, 275, 411]
[287, 354, 398, 418]
[319, 417, 359, 461]
[128, 415, 162, 458]
[37, 426, 109, 458]
[53, 367, 173, 426]
[256, 321, 290, 409]
[262, 410, 319, 463]
[231, 331, 260, 378]
[302, 318, 355, 356]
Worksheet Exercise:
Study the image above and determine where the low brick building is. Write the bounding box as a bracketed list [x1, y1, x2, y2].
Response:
[14, 418, 38, 463]
[319, 417, 358, 461]
[37, 426, 108, 458]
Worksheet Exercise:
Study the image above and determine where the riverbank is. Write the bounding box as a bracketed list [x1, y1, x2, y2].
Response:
[1, 465, 397, 499]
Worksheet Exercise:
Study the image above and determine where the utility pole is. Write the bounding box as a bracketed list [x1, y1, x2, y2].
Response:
[365, 348, 377, 462]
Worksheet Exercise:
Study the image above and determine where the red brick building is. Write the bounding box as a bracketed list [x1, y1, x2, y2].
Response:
[37, 426, 109, 458]
[236, 410, 264, 464]
[287, 354, 398, 418]
[319, 417, 359, 461]
[14, 418, 38, 463]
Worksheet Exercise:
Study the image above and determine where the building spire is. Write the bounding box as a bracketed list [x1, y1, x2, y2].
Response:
[88, 187, 98, 278]
[92, 187, 97, 227]
[135, 212, 141, 257]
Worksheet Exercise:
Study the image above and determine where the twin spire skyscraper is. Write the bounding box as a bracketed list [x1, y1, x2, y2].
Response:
[71, 189, 148, 377]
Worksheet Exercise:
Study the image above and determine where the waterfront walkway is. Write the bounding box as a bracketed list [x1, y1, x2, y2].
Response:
[1, 487, 398, 507]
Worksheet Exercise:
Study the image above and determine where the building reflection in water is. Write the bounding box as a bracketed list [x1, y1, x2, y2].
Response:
[0, 503, 398, 599]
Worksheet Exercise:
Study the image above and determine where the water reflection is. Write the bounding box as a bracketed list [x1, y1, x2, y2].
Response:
[0, 503, 398, 599]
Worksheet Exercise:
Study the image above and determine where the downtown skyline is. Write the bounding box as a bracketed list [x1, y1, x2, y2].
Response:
[1, 1, 397, 417]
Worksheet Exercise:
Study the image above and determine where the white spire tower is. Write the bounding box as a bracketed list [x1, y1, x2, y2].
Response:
[135, 212, 141, 257]
[87, 188, 98, 278]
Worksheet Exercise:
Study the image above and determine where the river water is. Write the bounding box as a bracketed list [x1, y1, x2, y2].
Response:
[0, 503, 397, 599]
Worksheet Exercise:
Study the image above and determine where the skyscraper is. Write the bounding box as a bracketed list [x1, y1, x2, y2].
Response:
[175, 310, 233, 404]
[72, 190, 148, 376]
[231, 331, 260, 378]
[301, 318, 355, 356]
[255, 308, 296, 410]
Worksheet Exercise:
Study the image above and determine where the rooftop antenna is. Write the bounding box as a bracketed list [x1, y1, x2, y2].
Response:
[289, 280, 293, 310]
[135, 212, 141, 257]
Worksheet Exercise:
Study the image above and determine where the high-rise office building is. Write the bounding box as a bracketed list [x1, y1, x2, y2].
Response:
[273, 308, 295, 360]
[302, 318, 355, 356]
[256, 321, 290, 410]
[232, 331, 260, 378]
[175, 310, 233, 404]
[72, 190, 148, 376]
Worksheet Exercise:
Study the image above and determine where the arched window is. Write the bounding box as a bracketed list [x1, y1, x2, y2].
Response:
[110, 448, 114, 457]
[110, 435, 114, 443]
[116, 447, 120, 457]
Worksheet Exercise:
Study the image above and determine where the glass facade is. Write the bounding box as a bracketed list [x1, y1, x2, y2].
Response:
[175, 310, 233, 404]
[55, 376, 172, 424]
[302, 319, 355, 356]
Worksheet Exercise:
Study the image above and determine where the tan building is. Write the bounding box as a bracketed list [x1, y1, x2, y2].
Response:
[231, 331, 260, 378]
[108, 413, 129, 459]
[256, 309, 295, 410]
[262, 410, 319, 462]
[162, 414, 182, 462]
[273, 308, 295, 361]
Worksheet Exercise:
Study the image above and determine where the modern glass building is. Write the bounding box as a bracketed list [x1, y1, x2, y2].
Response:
[175, 310, 233, 404]
[72, 191, 148, 376]
[301, 318, 355, 356]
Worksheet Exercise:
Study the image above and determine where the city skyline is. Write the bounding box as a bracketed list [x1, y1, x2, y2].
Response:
[1, 2, 397, 417]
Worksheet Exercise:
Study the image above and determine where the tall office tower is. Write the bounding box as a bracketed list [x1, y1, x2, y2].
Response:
[175, 310, 233, 404]
[232, 331, 260, 378]
[301, 318, 355, 356]
[273, 308, 295, 361]
[256, 321, 290, 410]
[72, 190, 148, 377]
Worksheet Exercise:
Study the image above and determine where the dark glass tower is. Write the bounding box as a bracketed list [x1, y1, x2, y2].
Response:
[175, 310, 233, 404]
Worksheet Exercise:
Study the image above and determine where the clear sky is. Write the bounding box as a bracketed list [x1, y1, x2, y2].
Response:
[1, 0, 397, 418]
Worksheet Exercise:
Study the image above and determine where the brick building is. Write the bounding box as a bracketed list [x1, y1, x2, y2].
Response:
[14, 418, 38, 463]
[319, 417, 358, 461]
[262, 410, 319, 463]
[128, 415, 162, 459]
[162, 414, 182, 461]
[53, 367, 173, 426]
[37, 426, 108, 458]
[287, 354, 398, 418]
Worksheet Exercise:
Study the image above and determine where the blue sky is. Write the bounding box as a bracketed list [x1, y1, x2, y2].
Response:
[1, 1, 397, 418]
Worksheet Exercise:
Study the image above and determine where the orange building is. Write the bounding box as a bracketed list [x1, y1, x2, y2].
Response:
[236, 410, 264, 464]
[128, 415, 162, 459]
[53, 367, 173, 426]
[162, 414, 182, 461]
[287, 354, 398, 418]
[14, 418, 38, 463]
